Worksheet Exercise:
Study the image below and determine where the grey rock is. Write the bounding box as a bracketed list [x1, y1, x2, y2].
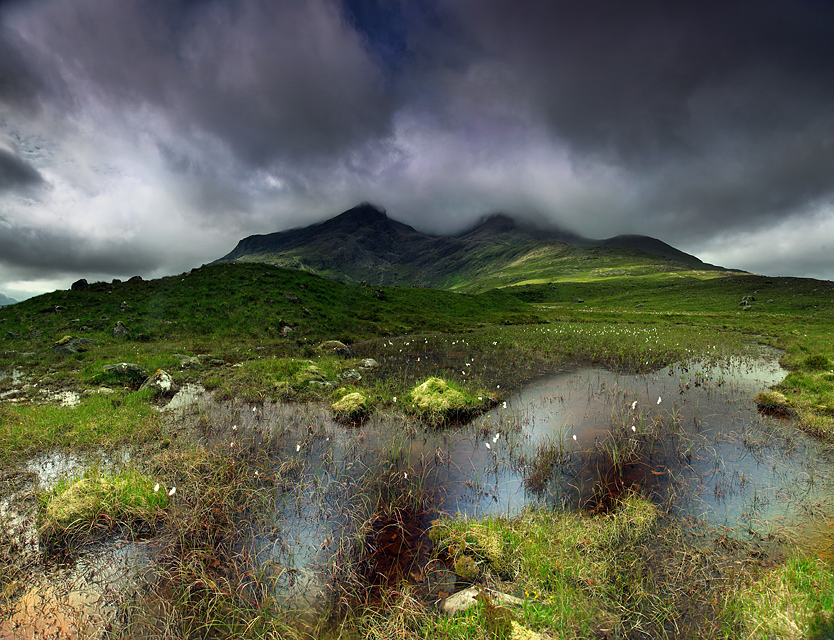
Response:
[128, 275, 143, 283]
[119, 301, 131, 311]
[140, 369, 178, 397]
[282, 293, 300, 303]
[360, 358, 379, 369]
[52, 336, 96, 354]
[112, 321, 130, 339]
[102, 362, 148, 377]
[71, 278, 89, 291]
[440, 587, 523, 616]
[337, 369, 362, 382]
[172, 354, 202, 369]
[572, 298, 584, 303]
[282, 325, 293, 337]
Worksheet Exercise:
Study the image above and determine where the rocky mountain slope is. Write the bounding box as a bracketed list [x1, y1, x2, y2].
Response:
[215, 203, 726, 290]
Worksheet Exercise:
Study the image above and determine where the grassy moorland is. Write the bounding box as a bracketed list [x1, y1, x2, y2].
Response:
[1, 261, 834, 639]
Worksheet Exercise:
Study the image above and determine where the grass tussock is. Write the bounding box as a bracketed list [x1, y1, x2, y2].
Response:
[38, 467, 168, 547]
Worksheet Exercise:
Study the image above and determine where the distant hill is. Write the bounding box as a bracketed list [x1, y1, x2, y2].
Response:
[214, 203, 727, 291]
[0, 293, 16, 306]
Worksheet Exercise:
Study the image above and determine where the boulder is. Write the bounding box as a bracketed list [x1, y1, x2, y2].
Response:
[360, 358, 379, 370]
[337, 369, 362, 383]
[112, 321, 130, 339]
[52, 336, 96, 354]
[101, 362, 149, 384]
[440, 587, 523, 616]
[172, 354, 202, 369]
[140, 369, 178, 397]
[71, 279, 89, 291]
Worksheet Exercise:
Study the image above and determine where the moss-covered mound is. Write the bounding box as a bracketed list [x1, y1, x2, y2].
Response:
[407, 377, 492, 425]
[755, 390, 794, 418]
[38, 469, 167, 545]
[331, 391, 370, 423]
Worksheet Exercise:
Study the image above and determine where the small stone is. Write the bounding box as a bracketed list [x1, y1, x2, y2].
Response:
[337, 369, 362, 382]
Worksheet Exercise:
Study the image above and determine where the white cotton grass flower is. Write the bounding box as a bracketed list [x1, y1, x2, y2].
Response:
[485, 442, 491, 450]
[503, 401, 507, 409]
[232, 425, 237, 432]
[631, 401, 637, 410]
[404, 472, 408, 479]
[572, 434, 577, 441]
[230, 441, 235, 448]
[657, 396, 662, 405]
[631, 425, 637, 432]
[168, 486, 176, 496]
[154, 483, 160, 493]
[296, 444, 301, 452]
[493, 433, 500, 443]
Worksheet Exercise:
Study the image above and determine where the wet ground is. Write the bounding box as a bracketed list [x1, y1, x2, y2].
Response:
[3, 351, 834, 636]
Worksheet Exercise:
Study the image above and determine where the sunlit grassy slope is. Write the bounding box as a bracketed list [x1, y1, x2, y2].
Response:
[2, 257, 834, 436]
[0, 262, 534, 350]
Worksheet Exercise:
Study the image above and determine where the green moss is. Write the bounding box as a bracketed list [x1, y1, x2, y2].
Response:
[406, 376, 491, 425]
[331, 391, 370, 423]
[38, 468, 168, 543]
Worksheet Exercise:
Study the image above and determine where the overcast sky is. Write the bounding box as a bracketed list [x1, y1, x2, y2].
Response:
[2, 0, 834, 300]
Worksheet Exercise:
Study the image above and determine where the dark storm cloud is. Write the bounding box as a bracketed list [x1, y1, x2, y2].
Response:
[0, 24, 45, 110]
[0, 224, 162, 275]
[441, 0, 834, 157]
[428, 0, 834, 239]
[3, 0, 834, 297]
[17, 0, 395, 166]
[0, 147, 42, 190]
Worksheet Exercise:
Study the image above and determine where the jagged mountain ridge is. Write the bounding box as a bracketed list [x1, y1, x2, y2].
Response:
[215, 203, 724, 289]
